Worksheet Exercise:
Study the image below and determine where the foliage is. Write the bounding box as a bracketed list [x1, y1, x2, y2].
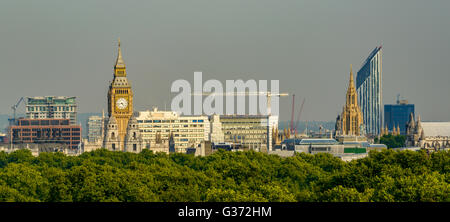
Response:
[375, 134, 406, 148]
[0, 148, 448, 202]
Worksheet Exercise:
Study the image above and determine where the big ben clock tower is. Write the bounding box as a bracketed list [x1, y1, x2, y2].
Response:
[107, 38, 134, 150]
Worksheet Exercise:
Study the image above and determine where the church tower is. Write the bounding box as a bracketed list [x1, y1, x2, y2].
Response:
[107, 38, 134, 151]
[341, 65, 364, 136]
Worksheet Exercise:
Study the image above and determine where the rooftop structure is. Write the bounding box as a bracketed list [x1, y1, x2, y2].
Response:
[26, 96, 77, 125]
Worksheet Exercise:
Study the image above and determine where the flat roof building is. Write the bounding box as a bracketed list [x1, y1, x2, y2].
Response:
[136, 108, 210, 153]
[87, 115, 103, 142]
[26, 96, 77, 125]
[215, 115, 275, 152]
[10, 118, 81, 150]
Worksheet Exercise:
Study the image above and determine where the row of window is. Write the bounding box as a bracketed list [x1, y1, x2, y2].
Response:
[15, 136, 81, 141]
[142, 134, 204, 138]
[17, 128, 75, 132]
[137, 119, 205, 123]
[140, 129, 204, 133]
[28, 106, 75, 112]
[139, 124, 204, 128]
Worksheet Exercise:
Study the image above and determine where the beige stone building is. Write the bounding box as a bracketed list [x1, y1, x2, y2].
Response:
[405, 114, 450, 151]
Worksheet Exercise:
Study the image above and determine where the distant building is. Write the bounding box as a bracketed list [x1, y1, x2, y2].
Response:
[215, 115, 275, 152]
[356, 46, 383, 136]
[384, 99, 414, 135]
[209, 115, 224, 143]
[136, 107, 210, 153]
[87, 115, 103, 142]
[26, 96, 77, 125]
[10, 118, 81, 150]
[294, 138, 345, 154]
[336, 65, 365, 137]
[274, 137, 386, 158]
[405, 114, 450, 151]
[0, 133, 8, 145]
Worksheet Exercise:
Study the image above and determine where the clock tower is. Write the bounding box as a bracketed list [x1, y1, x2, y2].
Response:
[107, 38, 134, 150]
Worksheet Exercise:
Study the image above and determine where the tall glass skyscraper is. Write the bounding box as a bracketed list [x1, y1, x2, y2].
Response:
[356, 46, 382, 136]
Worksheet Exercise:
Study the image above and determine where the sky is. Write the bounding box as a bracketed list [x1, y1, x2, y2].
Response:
[0, 0, 449, 122]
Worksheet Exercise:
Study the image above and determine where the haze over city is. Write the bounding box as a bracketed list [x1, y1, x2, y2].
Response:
[1, 0, 449, 122]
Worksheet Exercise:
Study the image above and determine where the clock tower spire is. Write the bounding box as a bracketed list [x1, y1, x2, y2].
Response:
[106, 38, 134, 151]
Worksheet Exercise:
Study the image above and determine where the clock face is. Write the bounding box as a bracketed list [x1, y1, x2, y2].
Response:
[116, 98, 128, 109]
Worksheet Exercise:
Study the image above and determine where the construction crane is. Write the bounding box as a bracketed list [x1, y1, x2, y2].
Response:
[9, 97, 25, 126]
[293, 98, 306, 134]
[192, 91, 289, 115]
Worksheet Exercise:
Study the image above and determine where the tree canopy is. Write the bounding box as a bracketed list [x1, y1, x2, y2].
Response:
[375, 134, 406, 148]
[0, 148, 448, 202]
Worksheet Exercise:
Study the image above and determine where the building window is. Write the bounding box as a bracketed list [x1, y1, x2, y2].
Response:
[112, 143, 116, 150]
[133, 144, 137, 151]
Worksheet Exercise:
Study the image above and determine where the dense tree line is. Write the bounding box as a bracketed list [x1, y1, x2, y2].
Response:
[374, 134, 406, 148]
[0, 148, 448, 202]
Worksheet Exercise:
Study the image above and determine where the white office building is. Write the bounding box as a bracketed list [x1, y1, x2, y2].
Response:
[136, 108, 210, 153]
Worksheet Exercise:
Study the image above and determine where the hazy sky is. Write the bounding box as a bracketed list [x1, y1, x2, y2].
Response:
[1, 0, 449, 122]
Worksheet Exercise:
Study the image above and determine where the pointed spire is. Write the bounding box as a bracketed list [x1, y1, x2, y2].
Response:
[409, 113, 415, 130]
[115, 38, 125, 69]
[416, 114, 421, 131]
[348, 64, 355, 89]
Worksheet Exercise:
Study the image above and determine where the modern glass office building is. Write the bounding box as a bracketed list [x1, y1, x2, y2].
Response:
[356, 46, 382, 136]
[384, 100, 414, 135]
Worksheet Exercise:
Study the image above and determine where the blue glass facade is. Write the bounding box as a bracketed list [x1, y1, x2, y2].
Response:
[384, 103, 414, 135]
[356, 46, 382, 136]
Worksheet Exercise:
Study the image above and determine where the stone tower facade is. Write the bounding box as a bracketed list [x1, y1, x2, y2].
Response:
[340, 65, 364, 136]
[124, 116, 143, 153]
[103, 116, 120, 151]
[106, 38, 134, 151]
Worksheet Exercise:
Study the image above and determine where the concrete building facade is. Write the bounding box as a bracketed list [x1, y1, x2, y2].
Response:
[26, 96, 77, 125]
[215, 115, 274, 152]
[136, 108, 210, 153]
[87, 115, 103, 142]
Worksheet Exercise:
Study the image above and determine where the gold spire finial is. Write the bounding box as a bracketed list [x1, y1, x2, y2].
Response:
[350, 64, 354, 82]
[118, 37, 121, 47]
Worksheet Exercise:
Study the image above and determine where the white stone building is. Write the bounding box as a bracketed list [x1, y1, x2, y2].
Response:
[136, 108, 210, 153]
